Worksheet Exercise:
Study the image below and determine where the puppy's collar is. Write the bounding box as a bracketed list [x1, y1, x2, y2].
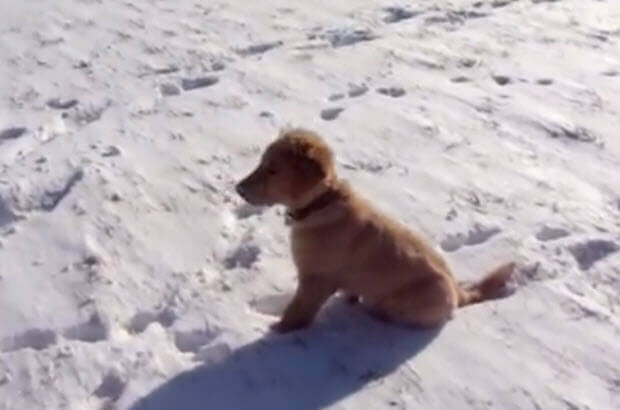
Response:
[285, 188, 342, 224]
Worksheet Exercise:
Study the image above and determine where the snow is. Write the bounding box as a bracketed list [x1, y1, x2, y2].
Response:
[1, 0, 619, 409]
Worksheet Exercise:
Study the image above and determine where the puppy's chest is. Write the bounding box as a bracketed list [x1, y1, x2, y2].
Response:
[290, 228, 348, 274]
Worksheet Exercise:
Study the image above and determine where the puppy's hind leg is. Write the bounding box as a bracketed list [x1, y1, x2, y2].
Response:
[272, 275, 337, 333]
[375, 276, 458, 328]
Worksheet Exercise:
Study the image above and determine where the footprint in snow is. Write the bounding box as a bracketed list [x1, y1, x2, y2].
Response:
[63, 313, 109, 343]
[101, 145, 122, 157]
[160, 83, 181, 96]
[568, 239, 619, 270]
[348, 84, 368, 98]
[535, 225, 570, 242]
[440, 223, 501, 252]
[236, 41, 283, 57]
[223, 242, 260, 269]
[320, 27, 378, 48]
[46, 98, 78, 110]
[491, 0, 517, 7]
[326, 84, 368, 102]
[234, 203, 264, 219]
[67, 100, 112, 126]
[1, 328, 58, 352]
[38, 169, 84, 212]
[451, 76, 471, 83]
[493, 75, 511, 86]
[94, 372, 126, 403]
[536, 78, 554, 86]
[181, 76, 219, 91]
[377, 87, 406, 97]
[321, 107, 345, 121]
[539, 121, 597, 144]
[383, 7, 421, 23]
[0, 127, 27, 141]
[174, 327, 219, 353]
[0, 194, 23, 228]
[127, 308, 177, 334]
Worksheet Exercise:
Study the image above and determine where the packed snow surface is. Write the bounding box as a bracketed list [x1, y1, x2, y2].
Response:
[1, 0, 619, 409]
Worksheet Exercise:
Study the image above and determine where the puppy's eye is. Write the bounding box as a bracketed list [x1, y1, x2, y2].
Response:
[264, 164, 277, 175]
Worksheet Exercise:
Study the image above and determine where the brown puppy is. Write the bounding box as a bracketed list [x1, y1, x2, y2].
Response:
[236, 128, 515, 333]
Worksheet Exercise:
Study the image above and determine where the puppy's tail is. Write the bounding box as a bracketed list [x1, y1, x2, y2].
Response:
[457, 262, 515, 307]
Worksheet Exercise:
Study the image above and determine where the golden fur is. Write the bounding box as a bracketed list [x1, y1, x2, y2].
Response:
[236, 128, 515, 332]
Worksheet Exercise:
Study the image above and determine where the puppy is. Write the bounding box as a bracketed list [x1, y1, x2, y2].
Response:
[236, 128, 515, 333]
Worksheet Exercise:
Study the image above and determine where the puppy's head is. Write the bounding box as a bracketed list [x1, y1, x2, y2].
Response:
[236, 128, 334, 208]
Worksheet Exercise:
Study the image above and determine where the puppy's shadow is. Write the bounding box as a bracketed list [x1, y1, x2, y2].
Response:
[130, 298, 440, 410]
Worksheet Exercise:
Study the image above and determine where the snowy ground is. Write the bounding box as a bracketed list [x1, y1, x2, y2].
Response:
[1, 0, 620, 409]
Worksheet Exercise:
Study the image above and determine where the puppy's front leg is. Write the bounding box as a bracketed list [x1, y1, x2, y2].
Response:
[272, 275, 336, 333]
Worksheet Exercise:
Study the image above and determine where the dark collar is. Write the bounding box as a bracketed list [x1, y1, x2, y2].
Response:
[286, 188, 342, 223]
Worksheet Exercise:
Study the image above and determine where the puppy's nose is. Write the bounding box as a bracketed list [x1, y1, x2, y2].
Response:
[236, 183, 246, 197]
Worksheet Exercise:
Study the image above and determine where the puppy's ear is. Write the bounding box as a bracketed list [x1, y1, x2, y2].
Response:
[298, 155, 326, 180]
[299, 140, 333, 181]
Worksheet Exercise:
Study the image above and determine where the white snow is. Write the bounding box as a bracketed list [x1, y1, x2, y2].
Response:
[1, 0, 620, 409]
